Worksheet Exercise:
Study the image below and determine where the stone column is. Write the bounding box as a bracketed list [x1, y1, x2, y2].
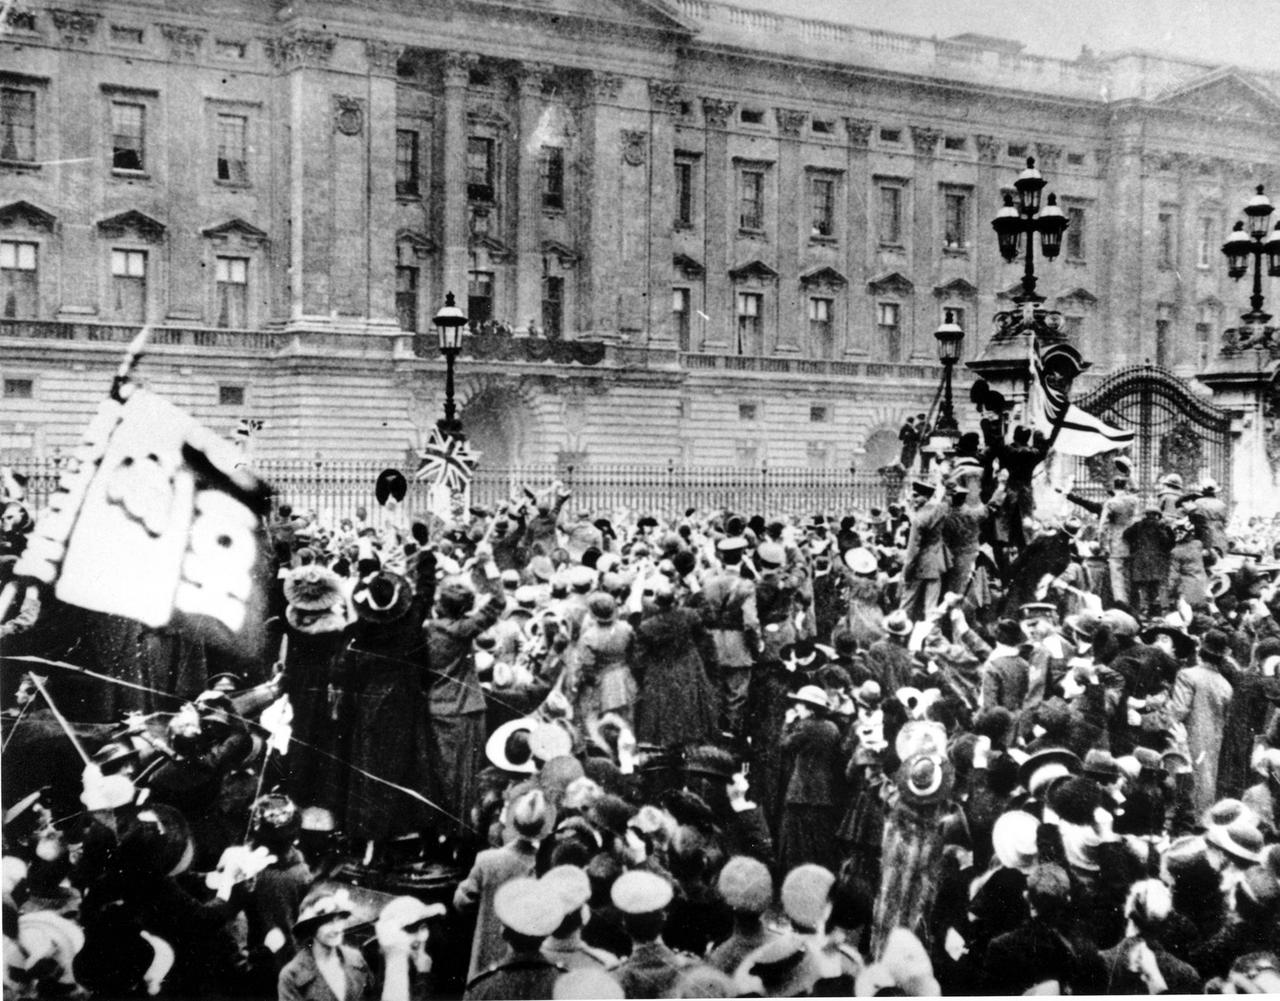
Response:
[272, 31, 337, 323]
[581, 72, 625, 339]
[441, 52, 476, 306]
[702, 97, 737, 349]
[1104, 133, 1146, 368]
[515, 63, 550, 334]
[647, 80, 682, 345]
[975, 134, 1002, 359]
[365, 40, 403, 330]
[909, 125, 942, 359]
[618, 128, 650, 338]
[843, 118, 873, 355]
[775, 108, 807, 353]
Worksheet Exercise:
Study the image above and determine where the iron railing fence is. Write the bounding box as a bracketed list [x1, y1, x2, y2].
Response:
[4, 457, 907, 525]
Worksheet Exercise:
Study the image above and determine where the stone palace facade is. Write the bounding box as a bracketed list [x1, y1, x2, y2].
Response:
[2, 0, 1278, 469]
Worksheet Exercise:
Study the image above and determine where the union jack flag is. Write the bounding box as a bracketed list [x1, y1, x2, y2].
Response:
[414, 426, 480, 492]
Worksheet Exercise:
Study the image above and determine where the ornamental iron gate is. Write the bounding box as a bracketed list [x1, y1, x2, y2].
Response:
[1068, 364, 1232, 504]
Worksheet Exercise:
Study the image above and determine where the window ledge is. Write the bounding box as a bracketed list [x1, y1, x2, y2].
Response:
[395, 191, 421, 202]
[942, 245, 970, 257]
[674, 221, 695, 232]
[878, 242, 906, 251]
[738, 228, 767, 239]
[0, 159, 41, 172]
[810, 235, 838, 246]
[216, 179, 252, 190]
[542, 207, 566, 219]
[111, 169, 152, 181]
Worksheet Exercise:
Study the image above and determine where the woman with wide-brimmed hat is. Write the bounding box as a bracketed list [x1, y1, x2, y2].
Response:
[337, 570, 438, 859]
[280, 564, 353, 817]
[278, 888, 372, 1001]
[777, 685, 844, 874]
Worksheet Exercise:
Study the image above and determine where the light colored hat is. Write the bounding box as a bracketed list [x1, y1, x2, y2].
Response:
[530, 721, 574, 763]
[788, 685, 830, 712]
[377, 896, 445, 933]
[493, 877, 563, 937]
[843, 547, 878, 575]
[781, 863, 835, 931]
[883, 610, 913, 636]
[610, 870, 674, 914]
[1206, 817, 1264, 865]
[992, 810, 1039, 871]
[292, 889, 353, 938]
[554, 968, 625, 1000]
[541, 865, 592, 914]
[717, 855, 773, 915]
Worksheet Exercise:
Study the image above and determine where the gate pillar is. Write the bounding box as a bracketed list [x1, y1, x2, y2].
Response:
[1198, 348, 1280, 521]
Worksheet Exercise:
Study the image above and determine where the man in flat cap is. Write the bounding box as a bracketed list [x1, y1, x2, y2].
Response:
[610, 871, 697, 998]
[463, 877, 567, 1000]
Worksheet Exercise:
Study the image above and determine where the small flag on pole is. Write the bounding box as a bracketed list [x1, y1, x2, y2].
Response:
[414, 426, 480, 493]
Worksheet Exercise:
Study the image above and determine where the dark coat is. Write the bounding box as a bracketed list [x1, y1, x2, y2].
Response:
[903, 501, 948, 582]
[424, 597, 502, 717]
[981, 918, 1082, 996]
[633, 606, 718, 746]
[781, 717, 843, 805]
[280, 608, 351, 814]
[614, 940, 698, 999]
[981, 651, 1030, 715]
[340, 608, 436, 841]
[1123, 517, 1176, 582]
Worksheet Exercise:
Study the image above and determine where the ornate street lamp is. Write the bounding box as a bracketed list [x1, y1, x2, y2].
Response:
[991, 157, 1069, 342]
[931, 310, 965, 445]
[433, 291, 468, 438]
[1222, 185, 1280, 349]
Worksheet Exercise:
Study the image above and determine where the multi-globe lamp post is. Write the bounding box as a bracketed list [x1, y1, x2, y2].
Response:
[1222, 185, 1280, 350]
[923, 309, 966, 458]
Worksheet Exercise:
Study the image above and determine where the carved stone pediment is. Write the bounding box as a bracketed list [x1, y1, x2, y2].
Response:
[97, 209, 165, 242]
[674, 253, 704, 279]
[0, 200, 57, 231]
[1056, 286, 1099, 306]
[800, 266, 847, 290]
[470, 233, 513, 262]
[1156, 69, 1280, 122]
[397, 229, 437, 257]
[867, 271, 914, 296]
[202, 217, 268, 244]
[729, 259, 778, 282]
[542, 239, 579, 267]
[933, 277, 977, 299]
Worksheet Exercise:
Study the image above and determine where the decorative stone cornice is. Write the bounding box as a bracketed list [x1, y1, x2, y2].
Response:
[442, 51, 478, 87]
[800, 266, 848, 290]
[702, 97, 737, 130]
[364, 39, 402, 77]
[201, 217, 268, 245]
[843, 117, 873, 149]
[0, 200, 57, 232]
[397, 229, 437, 258]
[542, 239, 580, 267]
[263, 30, 335, 71]
[49, 8, 98, 46]
[1036, 143, 1062, 171]
[910, 126, 941, 156]
[590, 72, 624, 104]
[621, 130, 647, 166]
[649, 80, 683, 115]
[674, 253, 704, 278]
[333, 95, 366, 136]
[157, 24, 205, 61]
[776, 108, 807, 137]
[975, 134, 999, 165]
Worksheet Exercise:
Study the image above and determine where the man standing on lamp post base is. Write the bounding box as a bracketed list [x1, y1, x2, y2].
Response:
[899, 479, 947, 620]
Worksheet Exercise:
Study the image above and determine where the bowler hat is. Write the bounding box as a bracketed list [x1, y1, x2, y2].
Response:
[1200, 629, 1231, 661]
[1083, 749, 1122, 783]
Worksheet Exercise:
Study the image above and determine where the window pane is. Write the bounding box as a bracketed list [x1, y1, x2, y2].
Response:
[468, 270, 493, 325]
[672, 287, 691, 351]
[1, 241, 38, 319]
[541, 146, 564, 210]
[1197, 216, 1213, 267]
[112, 102, 145, 171]
[879, 186, 901, 244]
[396, 264, 418, 331]
[112, 250, 146, 321]
[542, 275, 564, 337]
[740, 171, 763, 230]
[675, 161, 693, 225]
[944, 192, 966, 249]
[811, 177, 834, 237]
[0, 88, 36, 162]
[213, 113, 247, 183]
[466, 137, 494, 199]
[1066, 207, 1085, 259]
[396, 129, 419, 196]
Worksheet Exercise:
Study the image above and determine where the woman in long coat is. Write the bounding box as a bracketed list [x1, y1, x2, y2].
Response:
[633, 583, 718, 747]
[339, 571, 437, 855]
[1169, 629, 1234, 816]
[777, 686, 844, 873]
[572, 592, 636, 725]
[279, 565, 352, 815]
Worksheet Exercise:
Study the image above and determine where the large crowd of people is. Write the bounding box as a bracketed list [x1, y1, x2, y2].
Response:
[2, 453, 1280, 999]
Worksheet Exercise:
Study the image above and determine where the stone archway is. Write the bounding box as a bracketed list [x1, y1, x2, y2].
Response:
[456, 375, 543, 467]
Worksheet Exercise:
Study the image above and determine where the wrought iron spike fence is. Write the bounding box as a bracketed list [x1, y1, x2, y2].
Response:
[4, 456, 906, 525]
